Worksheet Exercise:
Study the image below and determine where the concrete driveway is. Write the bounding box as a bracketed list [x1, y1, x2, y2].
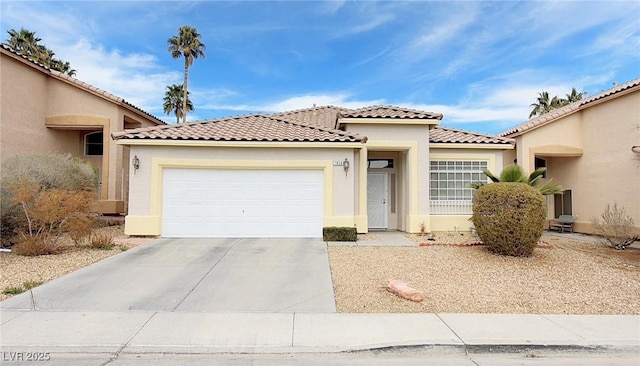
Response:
[0, 238, 336, 313]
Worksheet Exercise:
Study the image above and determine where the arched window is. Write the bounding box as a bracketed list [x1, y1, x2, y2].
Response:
[85, 131, 103, 156]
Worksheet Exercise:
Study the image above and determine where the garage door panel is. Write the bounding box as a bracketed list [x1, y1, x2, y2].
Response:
[162, 169, 323, 238]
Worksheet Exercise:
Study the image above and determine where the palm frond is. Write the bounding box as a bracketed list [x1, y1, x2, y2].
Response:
[482, 168, 500, 183]
[499, 165, 527, 183]
[535, 178, 564, 195]
[528, 167, 547, 186]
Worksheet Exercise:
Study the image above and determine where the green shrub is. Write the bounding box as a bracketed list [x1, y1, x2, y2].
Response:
[471, 183, 546, 257]
[323, 227, 357, 242]
[592, 203, 639, 250]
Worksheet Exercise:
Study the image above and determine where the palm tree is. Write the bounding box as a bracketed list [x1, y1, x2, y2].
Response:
[6, 28, 43, 59]
[167, 25, 206, 123]
[529, 91, 554, 118]
[564, 87, 584, 104]
[163, 84, 193, 124]
[6, 28, 76, 76]
[470, 164, 563, 195]
[51, 59, 76, 77]
[530, 88, 586, 118]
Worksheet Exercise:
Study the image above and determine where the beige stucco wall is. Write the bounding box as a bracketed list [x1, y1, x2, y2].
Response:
[1, 52, 80, 161]
[124, 144, 359, 236]
[1, 50, 161, 213]
[514, 90, 640, 233]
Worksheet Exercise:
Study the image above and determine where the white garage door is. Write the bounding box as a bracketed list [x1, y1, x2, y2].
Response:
[162, 169, 323, 238]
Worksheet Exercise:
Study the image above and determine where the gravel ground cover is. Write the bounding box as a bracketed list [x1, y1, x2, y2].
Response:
[329, 233, 640, 314]
[0, 225, 152, 301]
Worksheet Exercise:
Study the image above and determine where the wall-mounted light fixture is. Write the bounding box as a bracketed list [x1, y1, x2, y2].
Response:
[343, 158, 350, 176]
[132, 155, 140, 173]
[632, 146, 640, 154]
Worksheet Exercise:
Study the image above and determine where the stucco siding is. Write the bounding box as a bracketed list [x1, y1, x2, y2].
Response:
[514, 89, 640, 233]
[0, 54, 81, 160]
[1, 49, 163, 213]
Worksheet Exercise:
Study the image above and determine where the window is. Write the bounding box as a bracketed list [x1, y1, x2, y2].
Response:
[85, 131, 103, 156]
[554, 190, 572, 217]
[535, 157, 547, 178]
[368, 159, 393, 169]
[429, 160, 487, 201]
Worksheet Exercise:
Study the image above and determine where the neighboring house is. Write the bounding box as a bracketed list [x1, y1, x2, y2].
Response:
[500, 78, 640, 234]
[0, 44, 164, 214]
[113, 105, 514, 237]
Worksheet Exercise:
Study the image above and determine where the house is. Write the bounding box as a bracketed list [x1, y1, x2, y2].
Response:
[113, 105, 514, 237]
[500, 78, 640, 234]
[0, 44, 165, 214]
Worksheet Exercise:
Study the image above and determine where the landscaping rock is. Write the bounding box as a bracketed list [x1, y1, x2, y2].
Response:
[387, 279, 424, 302]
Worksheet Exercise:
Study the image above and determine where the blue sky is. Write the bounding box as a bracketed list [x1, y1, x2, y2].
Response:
[1, 1, 639, 134]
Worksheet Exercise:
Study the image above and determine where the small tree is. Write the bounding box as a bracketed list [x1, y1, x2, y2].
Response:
[592, 203, 639, 250]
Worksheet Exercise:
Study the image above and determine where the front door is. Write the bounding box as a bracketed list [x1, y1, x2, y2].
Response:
[367, 172, 388, 229]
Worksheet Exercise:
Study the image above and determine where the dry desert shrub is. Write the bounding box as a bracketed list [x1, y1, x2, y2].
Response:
[10, 183, 97, 256]
[592, 202, 639, 250]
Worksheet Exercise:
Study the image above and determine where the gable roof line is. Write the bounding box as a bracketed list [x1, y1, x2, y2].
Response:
[431, 125, 514, 145]
[339, 105, 444, 120]
[500, 78, 640, 137]
[1, 43, 165, 126]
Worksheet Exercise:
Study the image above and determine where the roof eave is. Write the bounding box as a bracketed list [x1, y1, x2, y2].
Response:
[115, 139, 367, 148]
[429, 142, 514, 150]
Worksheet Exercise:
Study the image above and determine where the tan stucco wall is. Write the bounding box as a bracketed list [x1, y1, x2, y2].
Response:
[1, 50, 161, 213]
[125, 145, 359, 236]
[514, 90, 640, 233]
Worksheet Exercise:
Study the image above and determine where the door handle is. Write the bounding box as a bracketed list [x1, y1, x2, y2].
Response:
[383, 198, 386, 204]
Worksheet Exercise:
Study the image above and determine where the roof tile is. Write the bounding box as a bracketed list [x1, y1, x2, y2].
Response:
[430, 126, 513, 145]
[112, 114, 365, 143]
[340, 105, 443, 120]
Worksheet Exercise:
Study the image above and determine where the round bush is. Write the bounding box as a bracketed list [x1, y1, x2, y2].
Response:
[471, 182, 546, 257]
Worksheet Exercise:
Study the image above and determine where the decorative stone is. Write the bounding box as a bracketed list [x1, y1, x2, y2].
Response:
[387, 280, 424, 302]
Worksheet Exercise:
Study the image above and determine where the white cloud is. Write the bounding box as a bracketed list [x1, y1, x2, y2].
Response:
[195, 92, 384, 115]
[258, 94, 384, 112]
[52, 39, 181, 113]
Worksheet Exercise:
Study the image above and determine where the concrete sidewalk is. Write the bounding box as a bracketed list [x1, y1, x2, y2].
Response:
[1, 310, 638, 355]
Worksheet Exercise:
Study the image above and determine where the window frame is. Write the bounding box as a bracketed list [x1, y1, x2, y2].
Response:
[84, 131, 104, 156]
[429, 160, 488, 201]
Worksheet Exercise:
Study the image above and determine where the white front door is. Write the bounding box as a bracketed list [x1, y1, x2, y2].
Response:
[367, 172, 388, 229]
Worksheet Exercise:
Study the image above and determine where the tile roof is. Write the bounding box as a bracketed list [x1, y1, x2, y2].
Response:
[430, 126, 514, 145]
[112, 114, 366, 143]
[113, 104, 511, 146]
[340, 105, 443, 120]
[1, 43, 164, 126]
[500, 78, 640, 137]
[270, 105, 347, 129]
